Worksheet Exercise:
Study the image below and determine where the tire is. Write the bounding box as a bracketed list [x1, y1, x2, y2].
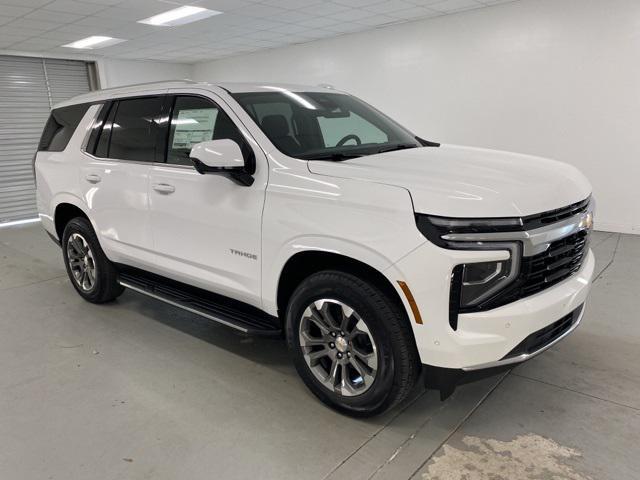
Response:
[61, 217, 124, 303]
[286, 270, 420, 417]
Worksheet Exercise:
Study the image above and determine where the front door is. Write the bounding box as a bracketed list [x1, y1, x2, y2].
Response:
[148, 92, 267, 307]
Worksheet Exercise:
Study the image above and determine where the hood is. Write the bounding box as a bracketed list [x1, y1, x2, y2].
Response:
[307, 145, 592, 218]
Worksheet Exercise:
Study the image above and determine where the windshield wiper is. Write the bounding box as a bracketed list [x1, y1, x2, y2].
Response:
[375, 143, 419, 154]
[299, 152, 364, 161]
[300, 142, 419, 160]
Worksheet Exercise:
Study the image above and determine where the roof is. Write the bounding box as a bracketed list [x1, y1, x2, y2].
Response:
[53, 80, 343, 108]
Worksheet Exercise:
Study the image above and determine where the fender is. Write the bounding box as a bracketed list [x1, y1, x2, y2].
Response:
[262, 234, 405, 316]
[260, 166, 427, 317]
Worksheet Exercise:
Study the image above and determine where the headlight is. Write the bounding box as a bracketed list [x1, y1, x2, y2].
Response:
[416, 214, 522, 329]
[449, 241, 521, 308]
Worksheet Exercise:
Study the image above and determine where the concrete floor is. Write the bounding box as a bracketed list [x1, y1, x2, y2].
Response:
[0, 225, 637, 479]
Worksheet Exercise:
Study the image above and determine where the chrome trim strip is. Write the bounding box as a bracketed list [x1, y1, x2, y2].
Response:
[82, 149, 197, 170]
[119, 280, 249, 333]
[81, 150, 156, 167]
[151, 163, 196, 170]
[442, 202, 594, 256]
[461, 304, 585, 371]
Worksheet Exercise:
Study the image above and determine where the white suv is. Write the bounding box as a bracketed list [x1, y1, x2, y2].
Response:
[35, 81, 595, 416]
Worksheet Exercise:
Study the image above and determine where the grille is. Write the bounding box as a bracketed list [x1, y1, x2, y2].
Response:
[503, 305, 582, 359]
[519, 230, 589, 297]
[521, 197, 590, 230]
[461, 229, 590, 312]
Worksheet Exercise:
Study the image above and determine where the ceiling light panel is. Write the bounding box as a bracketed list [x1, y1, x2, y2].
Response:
[137, 6, 222, 27]
[62, 36, 125, 49]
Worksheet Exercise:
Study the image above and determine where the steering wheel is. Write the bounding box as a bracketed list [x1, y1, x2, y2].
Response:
[336, 134, 362, 147]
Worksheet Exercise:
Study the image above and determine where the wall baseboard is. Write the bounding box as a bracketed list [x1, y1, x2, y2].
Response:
[595, 222, 638, 235]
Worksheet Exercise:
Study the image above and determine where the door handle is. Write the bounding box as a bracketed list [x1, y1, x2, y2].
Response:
[152, 183, 176, 194]
[85, 174, 101, 184]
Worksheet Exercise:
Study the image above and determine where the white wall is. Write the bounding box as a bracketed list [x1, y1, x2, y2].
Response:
[98, 58, 193, 88]
[194, 0, 640, 234]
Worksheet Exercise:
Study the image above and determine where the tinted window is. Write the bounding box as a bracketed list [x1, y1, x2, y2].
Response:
[94, 103, 117, 158]
[107, 97, 163, 162]
[167, 96, 248, 166]
[38, 103, 92, 152]
[85, 102, 112, 154]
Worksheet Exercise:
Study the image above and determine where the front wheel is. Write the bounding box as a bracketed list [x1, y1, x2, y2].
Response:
[286, 271, 420, 417]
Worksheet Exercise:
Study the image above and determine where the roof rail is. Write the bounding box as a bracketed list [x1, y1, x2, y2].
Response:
[96, 79, 198, 92]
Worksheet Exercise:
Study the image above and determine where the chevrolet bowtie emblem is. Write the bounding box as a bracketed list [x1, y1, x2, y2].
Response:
[579, 211, 594, 231]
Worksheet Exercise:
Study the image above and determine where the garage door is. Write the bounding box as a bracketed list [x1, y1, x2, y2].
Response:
[0, 55, 93, 224]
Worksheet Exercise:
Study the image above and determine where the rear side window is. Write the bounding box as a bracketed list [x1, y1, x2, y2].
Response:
[94, 103, 117, 158]
[103, 97, 163, 162]
[38, 103, 92, 152]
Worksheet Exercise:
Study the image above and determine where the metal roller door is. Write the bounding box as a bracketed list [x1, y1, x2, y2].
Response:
[0, 55, 93, 224]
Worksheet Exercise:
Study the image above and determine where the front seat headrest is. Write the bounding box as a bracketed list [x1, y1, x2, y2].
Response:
[261, 114, 290, 137]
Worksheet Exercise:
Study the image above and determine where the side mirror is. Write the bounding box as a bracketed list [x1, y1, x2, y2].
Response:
[190, 139, 254, 186]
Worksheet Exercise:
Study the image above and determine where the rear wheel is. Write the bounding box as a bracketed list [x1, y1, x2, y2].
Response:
[286, 271, 420, 417]
[62, 217, 123, 303]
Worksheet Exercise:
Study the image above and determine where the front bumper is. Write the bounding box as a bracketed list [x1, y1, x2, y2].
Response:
[420, 303, 585, 400]
[387, 241, 595, 370]
[461, 302, 584, 371]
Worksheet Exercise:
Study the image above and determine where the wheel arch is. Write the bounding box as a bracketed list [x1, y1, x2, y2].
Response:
[276, 250, 409, 324]
[54, 202, 91, 241]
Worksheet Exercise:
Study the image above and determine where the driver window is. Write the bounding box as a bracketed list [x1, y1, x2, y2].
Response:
[317, 112, 388, 147]
[167, 96, 245, 165]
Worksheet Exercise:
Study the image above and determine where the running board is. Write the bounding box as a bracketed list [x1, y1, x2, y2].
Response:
[118, 270, 281, 336]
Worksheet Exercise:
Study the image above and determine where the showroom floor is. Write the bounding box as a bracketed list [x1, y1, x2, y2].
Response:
[0, 226, 637, 479]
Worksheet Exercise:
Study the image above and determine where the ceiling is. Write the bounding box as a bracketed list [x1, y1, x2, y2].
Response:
[0, 0, 518, 63]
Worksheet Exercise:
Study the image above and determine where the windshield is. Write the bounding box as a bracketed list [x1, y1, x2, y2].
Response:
[231, 90, 422, 160]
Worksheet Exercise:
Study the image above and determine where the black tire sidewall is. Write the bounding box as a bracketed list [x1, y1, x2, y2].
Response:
[286, 272, 400, 416]
[61, 217, 119, 303]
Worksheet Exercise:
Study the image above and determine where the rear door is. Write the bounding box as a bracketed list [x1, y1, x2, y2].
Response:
[147, 90, 267, 307]
[80, 94, 165, 266]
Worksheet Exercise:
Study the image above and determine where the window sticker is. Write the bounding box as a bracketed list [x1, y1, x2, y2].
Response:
[172, 108, 218, 149]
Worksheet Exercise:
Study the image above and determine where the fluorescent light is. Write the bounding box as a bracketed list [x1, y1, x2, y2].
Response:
[62, 36, 125, 49]
[138, 6, 221, 27]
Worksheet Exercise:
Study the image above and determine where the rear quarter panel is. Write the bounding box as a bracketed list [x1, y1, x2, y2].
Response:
[36, 104, 101, 239]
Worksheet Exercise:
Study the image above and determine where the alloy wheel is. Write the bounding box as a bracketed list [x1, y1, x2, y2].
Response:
[66, 233, 97, 292]
[298, 299, 378, 397]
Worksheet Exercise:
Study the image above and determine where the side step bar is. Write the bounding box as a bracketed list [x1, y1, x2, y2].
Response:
[118, 270, 281, 336]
